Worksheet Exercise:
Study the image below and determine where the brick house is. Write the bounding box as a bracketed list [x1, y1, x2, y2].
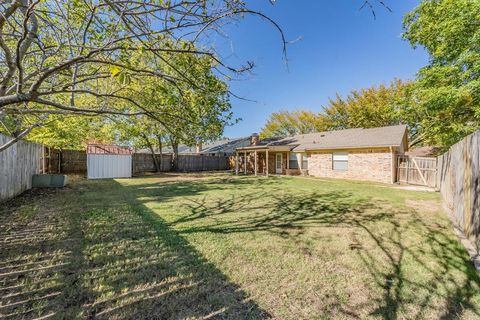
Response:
[234, 125, 408, 184]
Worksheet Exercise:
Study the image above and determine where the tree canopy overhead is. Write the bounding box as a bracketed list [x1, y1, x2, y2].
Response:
[0, 0, 396, 151]
[0, 0, 287, 150]
[402, 0, 480, 147]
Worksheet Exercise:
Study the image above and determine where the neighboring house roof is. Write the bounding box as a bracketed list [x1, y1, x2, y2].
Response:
[237, 125, 408, 152]
[159, 137, 251, 155]
[200, 137, 251, 154]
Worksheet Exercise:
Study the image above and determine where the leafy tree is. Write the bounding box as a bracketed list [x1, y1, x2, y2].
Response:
[322, 79, 410, 130]
[0, 0, 288, 151]
[26, 116, 113, 150]
[402, 0, 480, 147]
[113, 116, 167, 172]
[260, 110, 329, 138]
[112, 47, 233, 170]
[260, 80, 411, 139]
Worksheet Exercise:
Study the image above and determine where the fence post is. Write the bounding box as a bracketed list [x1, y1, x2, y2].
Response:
[406, 157, 410, 184]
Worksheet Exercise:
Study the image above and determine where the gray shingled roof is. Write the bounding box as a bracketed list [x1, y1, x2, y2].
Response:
[264, 125, 407, 151]
[160, 137, 251, 155]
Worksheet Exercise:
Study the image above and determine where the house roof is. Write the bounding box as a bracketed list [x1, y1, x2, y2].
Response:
[237, 125, 408, 152]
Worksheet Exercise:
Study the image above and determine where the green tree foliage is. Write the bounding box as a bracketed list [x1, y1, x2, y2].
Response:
[111, 115, 167, 171]
[110, 46, 233, 169]
[260, 110, 328, 138]
[323, 79, 409, 130]
[26, 116, 113, 150]
[260, 80, 411, 139]
[402, 0, 480, 147]
[0, 0, 287, 151]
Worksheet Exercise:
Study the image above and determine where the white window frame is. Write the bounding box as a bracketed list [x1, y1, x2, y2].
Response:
[332, 152, 348, 171]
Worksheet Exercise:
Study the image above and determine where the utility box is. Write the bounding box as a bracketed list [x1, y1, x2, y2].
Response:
[32, 174, 68, 188]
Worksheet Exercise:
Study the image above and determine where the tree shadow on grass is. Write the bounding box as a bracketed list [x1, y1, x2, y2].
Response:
[2, 175, 480, 319]
[121, 177, 480, 319]
[355, 209, 480, 320]
[78, 179, 271, 319]
[0, 179, 271, 319]
[0, 187, 86, 319]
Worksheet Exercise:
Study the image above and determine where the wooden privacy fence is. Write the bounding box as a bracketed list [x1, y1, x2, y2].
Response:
[45, 148, 87, 174]
[397, 155, 437, 188]
[132, 153, 172, 174]
[177, 154, 229, 172]
[0, 134, 42, 202]
[437, 130, 480, 250]
[46, 150, 230, 175]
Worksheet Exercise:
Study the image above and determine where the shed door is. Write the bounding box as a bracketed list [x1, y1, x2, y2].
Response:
[87, 154, 132, 179]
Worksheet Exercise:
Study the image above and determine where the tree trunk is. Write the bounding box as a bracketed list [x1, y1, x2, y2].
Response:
[171, 138, 179, 171]
[156, 134, 163, 171]
[142, 133, 159, 172]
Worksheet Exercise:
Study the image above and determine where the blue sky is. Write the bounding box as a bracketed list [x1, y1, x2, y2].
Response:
[216, 0, 428, 137]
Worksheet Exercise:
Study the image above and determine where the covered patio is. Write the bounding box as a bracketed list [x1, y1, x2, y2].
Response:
[234, 146, 306, 176]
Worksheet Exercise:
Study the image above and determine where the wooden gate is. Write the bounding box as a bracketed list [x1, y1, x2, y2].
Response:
[397, 156, 437, 188]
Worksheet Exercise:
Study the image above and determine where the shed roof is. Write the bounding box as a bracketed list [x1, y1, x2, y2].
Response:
[87, 144, 132, 155]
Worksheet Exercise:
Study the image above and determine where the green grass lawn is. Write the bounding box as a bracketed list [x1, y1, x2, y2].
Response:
[1, 173, 479, 319]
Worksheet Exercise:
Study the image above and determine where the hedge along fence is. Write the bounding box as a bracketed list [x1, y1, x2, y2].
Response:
[437, 130, 480, 251]
[0, 134, 42, 202]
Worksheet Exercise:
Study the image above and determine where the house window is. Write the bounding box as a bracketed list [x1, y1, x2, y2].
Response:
[289, 153, 299, 169]
[333, 152, 348, 171]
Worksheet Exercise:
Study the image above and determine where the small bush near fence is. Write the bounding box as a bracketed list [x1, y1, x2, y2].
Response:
[437, 130, 480, 250]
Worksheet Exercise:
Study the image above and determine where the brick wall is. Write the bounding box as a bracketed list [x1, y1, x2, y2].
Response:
[307, 149, 394, 184]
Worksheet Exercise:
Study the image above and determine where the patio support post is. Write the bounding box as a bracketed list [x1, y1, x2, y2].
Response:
[266, 149, 269, 177]
[235, 151, 239, 175]
[244, 151, 247, 175]
[287, 151, 290, 170]
[254, 150, 258, 176]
